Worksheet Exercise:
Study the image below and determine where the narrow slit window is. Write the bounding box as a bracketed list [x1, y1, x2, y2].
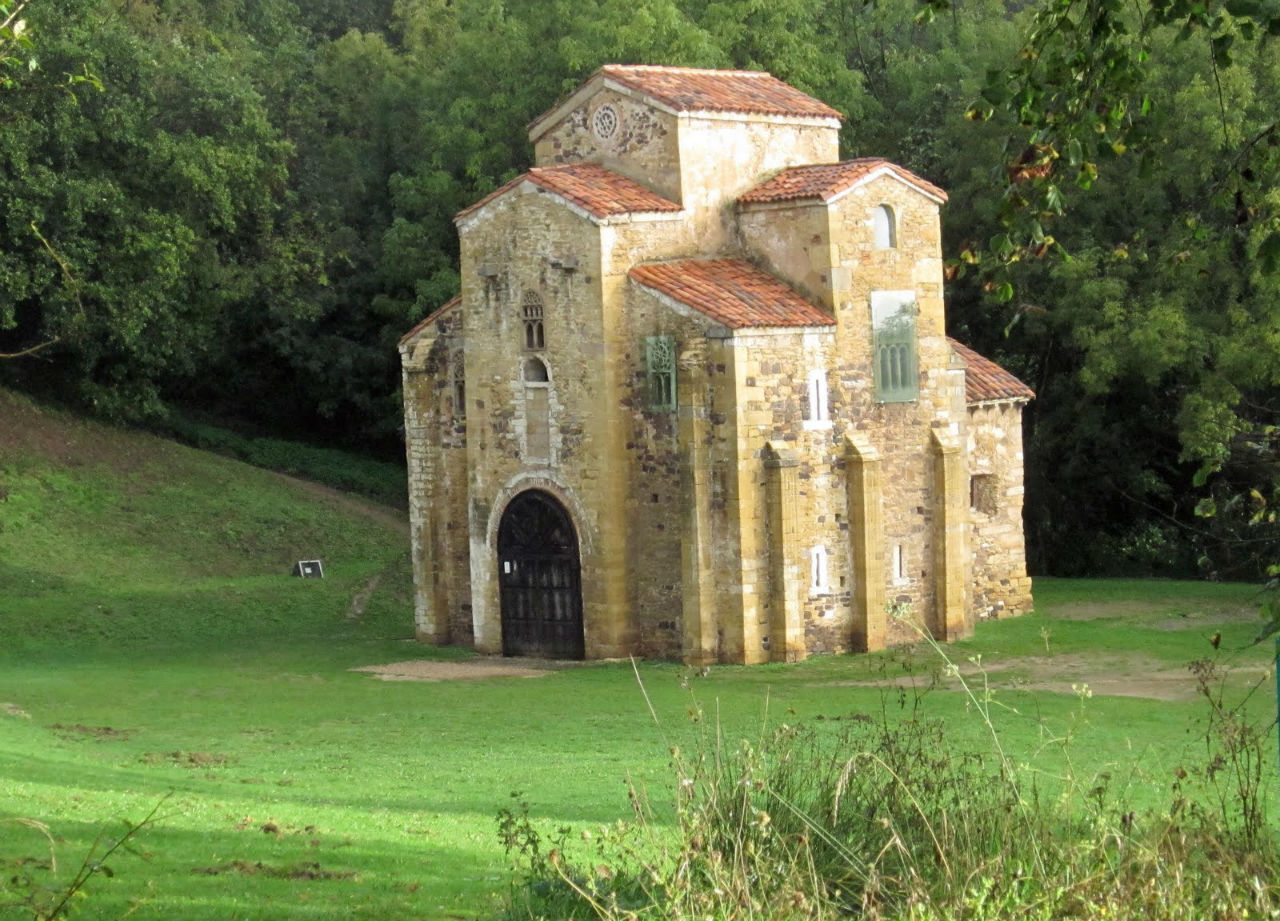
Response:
[810, 546, 830, 594]
[893, 544, 907, 583]
[805, 369, 829, 424]
[451, 356, 466, 421]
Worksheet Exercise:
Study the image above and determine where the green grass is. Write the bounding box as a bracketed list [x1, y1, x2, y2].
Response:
[0, 388, 1276, 919]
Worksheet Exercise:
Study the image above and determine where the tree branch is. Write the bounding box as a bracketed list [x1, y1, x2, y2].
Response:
[0, 336, 59, 359]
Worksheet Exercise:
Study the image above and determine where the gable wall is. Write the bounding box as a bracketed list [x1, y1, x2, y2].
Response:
[457, 188, 639, 656]
[533, 89, 683, 205]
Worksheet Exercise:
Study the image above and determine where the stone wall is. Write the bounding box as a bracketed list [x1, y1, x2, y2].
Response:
[402, 72, 1032, 665]
[967, 402, 1034, 618]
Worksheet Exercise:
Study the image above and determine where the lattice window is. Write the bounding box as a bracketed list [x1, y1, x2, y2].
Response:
[872, 291, 918, 403]
[645, 336, 676, 412]
[593, 104, 619, 141]
[522, 291, 545, 350]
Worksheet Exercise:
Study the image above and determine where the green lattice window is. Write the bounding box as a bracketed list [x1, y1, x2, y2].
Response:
[872, 291, 918, 403]
[645, 336, 676, 412]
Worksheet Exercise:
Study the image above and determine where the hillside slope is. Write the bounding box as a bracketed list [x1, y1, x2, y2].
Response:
[0, 389, 413, 660]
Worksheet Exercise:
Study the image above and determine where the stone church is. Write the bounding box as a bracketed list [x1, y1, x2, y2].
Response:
[399, 65, 1034, 664]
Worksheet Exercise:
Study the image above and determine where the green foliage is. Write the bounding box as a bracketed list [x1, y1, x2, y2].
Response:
[161, 416, 406, 507]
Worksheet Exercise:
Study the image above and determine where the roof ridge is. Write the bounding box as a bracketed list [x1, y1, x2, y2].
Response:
[602, 64, 774, 77]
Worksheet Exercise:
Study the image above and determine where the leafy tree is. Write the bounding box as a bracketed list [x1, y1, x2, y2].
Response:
[0, 0, 290, 416]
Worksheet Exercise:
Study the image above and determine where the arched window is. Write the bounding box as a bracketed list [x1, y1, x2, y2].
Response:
[523, 356, 549, 383]
[521, 291, 545, 350]
[873, 204, 897, 250]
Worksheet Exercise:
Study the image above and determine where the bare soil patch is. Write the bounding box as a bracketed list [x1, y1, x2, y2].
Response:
[818, 653, 1209, 701]
[351, 657, 557, 682]
[1049, 601, 1170, 621]
[50, 723, 134, 741]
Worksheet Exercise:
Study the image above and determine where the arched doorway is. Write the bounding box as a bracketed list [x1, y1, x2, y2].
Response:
[497, 490, 584, 659]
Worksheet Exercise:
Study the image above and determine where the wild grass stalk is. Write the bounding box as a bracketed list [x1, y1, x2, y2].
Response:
[498, 632, 1279, 921]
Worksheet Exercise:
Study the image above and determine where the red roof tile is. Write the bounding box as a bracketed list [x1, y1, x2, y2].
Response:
[456, 163, 680, 222]
[948, 338, 1034, 404]
[740, 158, 948, 206]
[400, 295, 460, 345]
[630, 259, 835, 329]
[595, 65, 843, 121]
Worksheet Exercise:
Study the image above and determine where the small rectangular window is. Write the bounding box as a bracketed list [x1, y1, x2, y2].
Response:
[810, 546, 830, 594]
[970, 474, 998, 515]
[805, 369, 829, 425]
[893, 543, 907, 583]
[872, 291, 918, 403]
[645, 336, 677, 412]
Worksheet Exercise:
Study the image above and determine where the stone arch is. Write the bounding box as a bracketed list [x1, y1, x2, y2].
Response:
[495, 489, 584, 659]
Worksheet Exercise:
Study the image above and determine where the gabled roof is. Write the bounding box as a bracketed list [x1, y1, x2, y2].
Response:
[529, 65, 842, 140]
[400, 295, 460, 346]
[948, 338, 1035, 404]
[455, 162, 682, 225]
[629, 259, 835, 330]
[739, 158, 948, 207]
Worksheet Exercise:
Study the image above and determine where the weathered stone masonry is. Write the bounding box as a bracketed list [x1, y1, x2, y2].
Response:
[400, 65, 1035, 664]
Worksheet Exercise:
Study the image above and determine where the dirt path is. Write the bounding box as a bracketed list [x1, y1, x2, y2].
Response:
[351, 658, 558, 682]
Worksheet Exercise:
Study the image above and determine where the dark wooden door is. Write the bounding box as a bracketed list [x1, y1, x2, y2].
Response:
[498, 490, 584, 659]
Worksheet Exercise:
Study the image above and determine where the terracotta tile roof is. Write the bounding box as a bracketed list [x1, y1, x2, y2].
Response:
[456, 163, 681, 223]
[400, 295, 460, 345]
[740, 158, 948, 206]
[948, 338, 1035, 404]
[629, 259, 835, 329]
[595, 65, 843, 121]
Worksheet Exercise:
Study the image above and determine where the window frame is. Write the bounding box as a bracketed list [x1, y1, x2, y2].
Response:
[521, 291, 545, 351]
[644, 335, 677, 413]
[809, 545, 831, 595]
[803, 368, 831, 429]
[871, 290, 919, 403]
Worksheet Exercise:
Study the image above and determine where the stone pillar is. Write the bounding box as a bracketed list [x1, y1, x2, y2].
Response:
[763, 443, 806, 662]
[679, 340, 717, 665]
[931, 428, 971, 641]
[844, 433, 886, 651]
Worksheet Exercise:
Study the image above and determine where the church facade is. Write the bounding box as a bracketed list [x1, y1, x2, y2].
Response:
[399, 65, 1033, 664]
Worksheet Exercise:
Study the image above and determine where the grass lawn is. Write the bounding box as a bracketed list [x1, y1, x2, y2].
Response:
[1, 389, 1276, 919]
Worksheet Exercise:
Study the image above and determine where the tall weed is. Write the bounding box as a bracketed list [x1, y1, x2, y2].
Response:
[498, 651, 1278, 921]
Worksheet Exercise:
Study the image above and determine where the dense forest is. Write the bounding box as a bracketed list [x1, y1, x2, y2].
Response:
[1, 0, 1277, 579]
